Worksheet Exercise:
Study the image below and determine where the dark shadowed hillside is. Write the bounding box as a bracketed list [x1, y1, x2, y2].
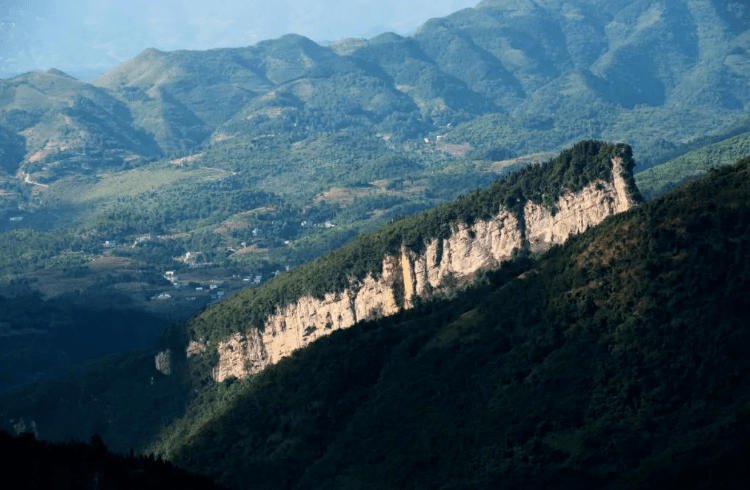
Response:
[0, 430, 225, 489]
[150, 156, 750, 489]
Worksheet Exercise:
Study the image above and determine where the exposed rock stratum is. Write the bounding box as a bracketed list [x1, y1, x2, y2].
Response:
[187, 156, 639, 382]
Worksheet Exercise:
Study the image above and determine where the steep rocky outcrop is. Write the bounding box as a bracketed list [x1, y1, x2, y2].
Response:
[154, 349, 172, 376]
[524, 156, 636, 251]
[198, 154, 640, 382]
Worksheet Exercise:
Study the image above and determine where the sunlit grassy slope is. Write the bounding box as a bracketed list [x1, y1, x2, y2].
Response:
[635, 129, 750, 199]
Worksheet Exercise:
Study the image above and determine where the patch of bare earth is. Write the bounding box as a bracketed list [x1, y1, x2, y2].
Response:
[89, 256, 135, 271]
[214, 220, 250, 235]
[370, 180, 425, 194]
[21, 256, 143, 299]
[315, 181, 427, 208]
[486, 152, 558, 173]
[401, 185, 427, 197]
[437, 142, 472, 157]
[170, 153, 204, 165]
[368, 209, 388, 220]
[26, 269, 96, 299]
[240, 206, 278, 216]
[313, 186, 376, 205]
[211, 133, 233, 143]
[112, 282, 152, 293]
[231, 245, 270, 257]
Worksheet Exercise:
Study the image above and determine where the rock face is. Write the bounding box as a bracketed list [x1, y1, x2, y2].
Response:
[155, 349, 172, 376]
[524, 156, 637, 252]
[204, 157, 639, 381]
[410, 208, 523, 296]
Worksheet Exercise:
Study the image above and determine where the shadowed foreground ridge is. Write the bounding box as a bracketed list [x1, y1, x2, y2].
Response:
[154, 156, 750, 489]
[0, 430, 225, 489]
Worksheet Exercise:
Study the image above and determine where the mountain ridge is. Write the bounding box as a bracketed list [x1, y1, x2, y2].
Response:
[149, 154, 750, 490]
[2, 0, 749, 189]
[178, 141, 641, 381]
[2, 146, 748, 490]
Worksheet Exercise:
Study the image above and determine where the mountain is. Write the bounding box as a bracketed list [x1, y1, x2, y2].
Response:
[0, 139, 640, 451]
[1, 0, 748, 321]
[2, 0, 748, 186]
[1, 0, 750, 461]
[0, 69, 160, 181]
[180, 141, 641, 382]
[90, 36, 339, 153]
[2, 144, 749, 488]
[149, 154, 750, 490]
[635, 128, 750, 199]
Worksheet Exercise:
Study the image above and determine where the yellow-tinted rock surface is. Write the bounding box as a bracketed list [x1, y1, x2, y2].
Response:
[206, 157, 638, 381]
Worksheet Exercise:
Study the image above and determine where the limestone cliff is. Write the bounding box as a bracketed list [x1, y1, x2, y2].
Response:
[524, 156, 637, 252]
[191, 152, 640, 382]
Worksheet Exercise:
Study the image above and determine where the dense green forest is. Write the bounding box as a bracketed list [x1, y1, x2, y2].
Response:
[145, 156, 750, 489]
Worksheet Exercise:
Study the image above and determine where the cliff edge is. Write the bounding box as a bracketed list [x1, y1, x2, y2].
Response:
[180, 141, 642, 381]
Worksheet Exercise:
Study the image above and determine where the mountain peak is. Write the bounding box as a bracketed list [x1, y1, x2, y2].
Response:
[45, 68, 76, 79]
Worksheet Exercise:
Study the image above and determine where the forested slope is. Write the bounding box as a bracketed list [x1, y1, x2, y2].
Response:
[153, 156, 750, 489]
[2, 0, 749, 352]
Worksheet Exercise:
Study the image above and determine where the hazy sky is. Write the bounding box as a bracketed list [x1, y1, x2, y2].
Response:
[0, 0, 479, 80]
